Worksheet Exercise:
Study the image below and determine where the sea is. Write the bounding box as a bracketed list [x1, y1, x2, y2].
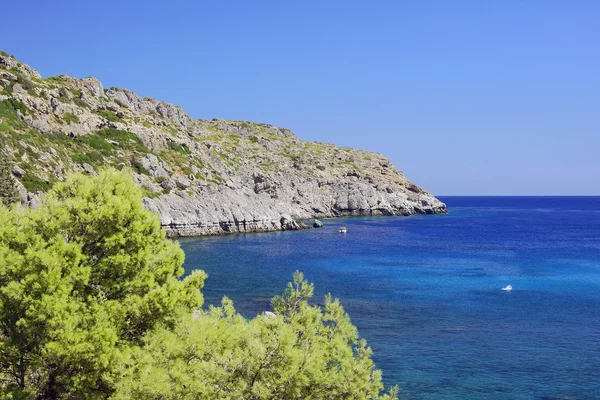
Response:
[180, 197, 600, 399]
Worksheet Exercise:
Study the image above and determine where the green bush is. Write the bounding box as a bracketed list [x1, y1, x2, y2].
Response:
[12, 70, 35, 94]
[44, 75, 64, 84]
[0, 99, 31, 132]
[131, 158, 149, 175]
[20, 172, 51, 192]
[114, 271, 398, 400]
[96, 109, 123, 123]
[0, 122, 13, 133]
[0, 152, 19, 206]
[73, 97, 89, 109]
[168, 140, 191, 155]
[96, 128, 148, 152]
[73, 129, 147, 156]
[0, 99, 28, 131]
[62, 112, 79, 124]
[77, 135, 114, 153]
[71, 152, 103, 165]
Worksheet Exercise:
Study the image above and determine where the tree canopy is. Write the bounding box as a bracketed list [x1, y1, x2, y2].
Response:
[0, 151, 19, 207]
[0, 168, 397, 399]
[0, 169, 205, 399]
[114, 271, 398, 400]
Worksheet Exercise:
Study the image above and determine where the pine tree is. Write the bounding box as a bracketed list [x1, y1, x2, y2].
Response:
[0, 168, 398, 399]
[0, 168, 206, 398]
[0, 150, 19, 206]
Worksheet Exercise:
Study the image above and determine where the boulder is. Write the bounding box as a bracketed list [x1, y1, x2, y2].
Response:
[12, 166, 26, 178]
[175, 177, 191, 190]
[137, 154, 171, 178]
[161, 178, 175, 191]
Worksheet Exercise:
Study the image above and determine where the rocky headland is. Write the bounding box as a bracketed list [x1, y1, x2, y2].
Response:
[0, 51, 446, 236]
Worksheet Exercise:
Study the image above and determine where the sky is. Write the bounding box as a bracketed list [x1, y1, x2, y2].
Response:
[2, 1, 599, 195]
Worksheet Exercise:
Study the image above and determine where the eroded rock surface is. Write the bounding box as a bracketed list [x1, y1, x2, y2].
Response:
[0, 52, 446, 236]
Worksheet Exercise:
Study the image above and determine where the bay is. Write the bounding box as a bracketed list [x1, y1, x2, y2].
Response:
[180, 197, 600, 399]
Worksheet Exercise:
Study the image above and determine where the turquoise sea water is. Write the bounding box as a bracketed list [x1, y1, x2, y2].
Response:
[180, 197, 600, 399]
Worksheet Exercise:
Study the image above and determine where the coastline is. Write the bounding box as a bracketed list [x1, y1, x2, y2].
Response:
[164, 205, 448, 238]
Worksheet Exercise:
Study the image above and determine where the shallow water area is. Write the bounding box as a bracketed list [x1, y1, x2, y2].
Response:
[180, 197, 600, 399]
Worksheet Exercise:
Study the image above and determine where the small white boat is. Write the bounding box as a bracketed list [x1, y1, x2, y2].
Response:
[339, 227, 347, 233]
[501, 285, 513, 291]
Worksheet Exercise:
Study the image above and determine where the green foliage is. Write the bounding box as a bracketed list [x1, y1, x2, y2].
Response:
[20, 172, 52, 192]
[62, 112, 79, 124]
[74, 129, 148, 158]
[73, 97, 89, 109]
[11, 70, 35, 94]
[71, 152, 103, 166]
[0, 99, 28, 131]
[271, 270, 314, 319]
[131, 158, 149, 175]
[96, 128, 148, 152]
[44, 75, 64, 84]
[113, 271, 398, 400]
[0, 50, 8, 57]
[141, 188, 163, 199]
[0, 155, 398, 398]
[77, 135, 114, 152]
[0, 151, 19, 206]
[8, 99, 27, 116]
[96, 109, 123, 123]
[96, 128, 137, 145]
[0, 169, 206, 399]
[167, 140, 191, 155]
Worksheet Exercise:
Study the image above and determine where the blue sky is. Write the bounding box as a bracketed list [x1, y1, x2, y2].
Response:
[3, 1, 599, 195]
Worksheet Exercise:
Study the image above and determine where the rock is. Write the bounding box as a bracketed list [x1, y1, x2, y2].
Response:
[161, 178, 175, 191]
[81, 77, 104, 97]
[82, 163, 95, 175]
[27, 192, 41, 208]
[12, 166, 26, 178]
[175, 177, 191, 190]
[280, 216, 300, 231]
[264, 311, 277, 320]
[137, 154, 171, 177]
[0, 71, 17, 81]
[313, 219, 324, 228]
[14, 179, 28, 204]
[11, 83, 27, 95]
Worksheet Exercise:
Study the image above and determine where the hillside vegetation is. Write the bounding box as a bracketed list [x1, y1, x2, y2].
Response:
[0, 51, 446, 235]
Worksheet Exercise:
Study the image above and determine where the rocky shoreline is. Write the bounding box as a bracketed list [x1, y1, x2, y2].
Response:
[0, 51, 446, 237]
[143, 177, 447, 237]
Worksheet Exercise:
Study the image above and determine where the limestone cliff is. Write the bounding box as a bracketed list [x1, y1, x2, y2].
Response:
[0, 51, 446, 236]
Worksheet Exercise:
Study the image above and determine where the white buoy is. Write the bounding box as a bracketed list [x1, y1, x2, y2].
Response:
[501, 285, 513, 291]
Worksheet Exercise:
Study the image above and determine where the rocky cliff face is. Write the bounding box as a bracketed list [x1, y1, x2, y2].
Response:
[0, 51, 446, 236]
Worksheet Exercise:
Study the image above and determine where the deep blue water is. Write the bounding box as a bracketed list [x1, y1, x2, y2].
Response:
[180, 197, 600, 399]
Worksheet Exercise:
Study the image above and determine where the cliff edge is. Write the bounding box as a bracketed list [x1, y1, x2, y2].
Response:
[0, 51, 446, 236]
